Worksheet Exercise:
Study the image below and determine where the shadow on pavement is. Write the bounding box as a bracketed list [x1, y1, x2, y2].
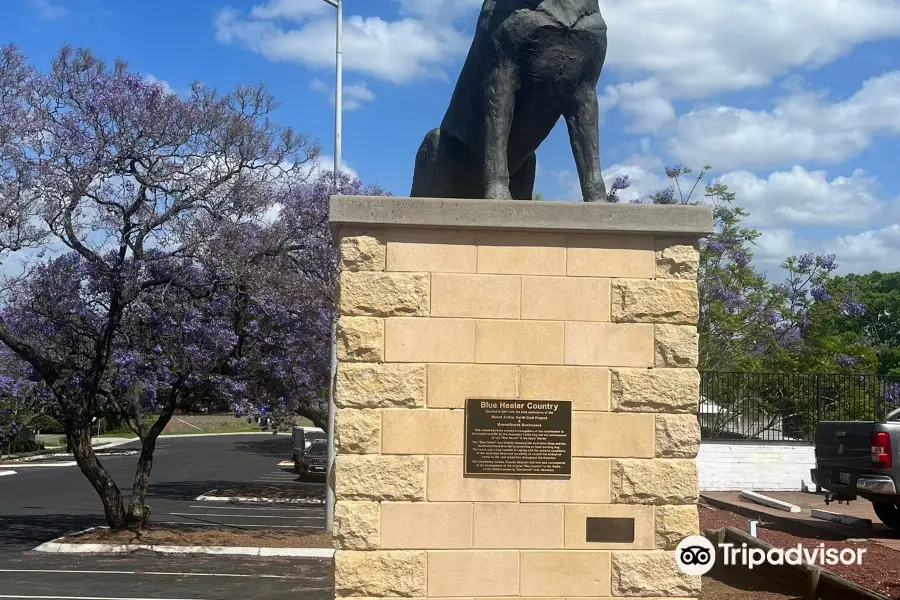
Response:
[0, 513, 104, 551]
[231, 437, 291, 458]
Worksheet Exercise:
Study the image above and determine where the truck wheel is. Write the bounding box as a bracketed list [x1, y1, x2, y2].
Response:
[872, 502, 900, 530]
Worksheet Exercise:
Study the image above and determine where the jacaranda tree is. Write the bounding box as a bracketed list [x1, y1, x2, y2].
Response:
[0, 43, 385, 529]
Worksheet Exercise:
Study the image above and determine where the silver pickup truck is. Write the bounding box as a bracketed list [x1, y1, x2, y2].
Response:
[811, 408, 900, 530]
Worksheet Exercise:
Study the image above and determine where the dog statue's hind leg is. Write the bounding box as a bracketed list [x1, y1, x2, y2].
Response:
[564, 82, 608, 203]
[483, 57, 519, 200]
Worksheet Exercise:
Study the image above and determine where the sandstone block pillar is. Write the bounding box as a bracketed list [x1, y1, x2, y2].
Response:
[329, 196, 713, 600]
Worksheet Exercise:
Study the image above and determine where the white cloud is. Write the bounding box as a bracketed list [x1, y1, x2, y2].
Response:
[598, 79, 675, 133]
[309, 78, 376, 111]
[753, 229, 806, 270]
[667, 72, 900, 169]
[831, 224, 900, 273]
[214, 6, 468, 84]
[392, 0, 482, 22]
[29, 0, 68, 19]
[719, 166, 884, 227]
[602, 0, 900, 98]
[250, 0, 328, 21]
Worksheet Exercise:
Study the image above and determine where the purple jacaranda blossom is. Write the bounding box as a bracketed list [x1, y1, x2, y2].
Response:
[885, 384, 900, 405]
[652, 186, 676, 204]
[811, 285, 832, 302]
[607, 174, 631, 204]
[819, 254, 838, 272]
[834, 355, 859, 368]
[708, 240, 726, 254]
[732, 250, 750, 268]
[840, 294, 866, 318]
[797, 253, 815, 271]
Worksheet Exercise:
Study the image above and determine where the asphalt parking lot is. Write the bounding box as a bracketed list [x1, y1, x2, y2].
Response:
[0, 434, 331, 600]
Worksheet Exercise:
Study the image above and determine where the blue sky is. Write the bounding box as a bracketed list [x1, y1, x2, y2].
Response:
[3, 0, 900, 275]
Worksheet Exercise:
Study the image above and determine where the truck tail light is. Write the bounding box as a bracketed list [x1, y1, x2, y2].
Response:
[871, 431, 892, 469]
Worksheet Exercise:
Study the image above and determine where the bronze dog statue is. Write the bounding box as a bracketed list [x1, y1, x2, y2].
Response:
[411, 0, 608, 202]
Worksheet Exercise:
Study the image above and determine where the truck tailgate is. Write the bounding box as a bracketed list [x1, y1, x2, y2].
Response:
[815, 421, 874, 470]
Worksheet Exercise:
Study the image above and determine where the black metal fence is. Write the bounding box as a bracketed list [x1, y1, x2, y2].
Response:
[699, 372, 900, 442]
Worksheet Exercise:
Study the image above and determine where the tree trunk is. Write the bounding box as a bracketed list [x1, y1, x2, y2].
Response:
[68, 427, 127, 530]
[125, 404, 176, 528]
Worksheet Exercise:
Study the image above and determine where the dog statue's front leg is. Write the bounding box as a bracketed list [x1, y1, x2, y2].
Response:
[483, 57, 518, 200]
[565, 82, 608, 203]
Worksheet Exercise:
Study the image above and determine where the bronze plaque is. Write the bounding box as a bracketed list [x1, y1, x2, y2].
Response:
[464, 398, 572, 476]
[585, 517, 635, 543]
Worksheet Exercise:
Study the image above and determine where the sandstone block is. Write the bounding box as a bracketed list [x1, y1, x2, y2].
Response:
[612, 279, 699, 325]
[521, 276, 611, 321]
[520, 458, 610, 504]
[611, 550, 701, 597]
[334, 409, 381, 454]
[476, 231, 566, 275]
[381, 503, 473, 549]
[655, 324, 699, 367]
[335, 455, 426, 501]
[611, 368, 700, 413]
[611, 459, 699, 505]
[564, 323, 654, 367]
[340, 228, 386, 271]
[337, 317, 384, 363]
[656, 414, 701, 458]
[333, 501, 379, 550]
[339, 271, 429, 317]
[427, 364, 517, 408]
[520, 550, 611, 596]
[427, 456, 519, 502]
[475, 320, 564, 365]
[386, 228, 477, 273]
[335, 363, 426, 409]
[382, 409, 463, 455]
[656, 238, 700, 280]
[656, 504, 700, 550]
[518, 366, 610, 411]
[427, 551, 519, 597]
[385, 318, 475, 363]
[431, 274, 520, 318]
[334, 550, 426, 597]
[473, 503, 564, 548]
[573, 412, 654, 458]
[566, 233, 655, 278]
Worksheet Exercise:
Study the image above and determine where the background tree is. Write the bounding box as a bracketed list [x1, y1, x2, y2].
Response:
[0, 44, 396, 529]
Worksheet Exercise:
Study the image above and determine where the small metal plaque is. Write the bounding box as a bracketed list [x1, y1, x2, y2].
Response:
[586, 517, 635, 543]
[464, 398, 572, 477]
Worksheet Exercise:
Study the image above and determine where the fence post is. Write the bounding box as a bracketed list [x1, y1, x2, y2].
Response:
[815, 373, 823, 494]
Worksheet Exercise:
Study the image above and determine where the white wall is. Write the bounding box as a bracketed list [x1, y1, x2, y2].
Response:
[698, 440, 816, 491]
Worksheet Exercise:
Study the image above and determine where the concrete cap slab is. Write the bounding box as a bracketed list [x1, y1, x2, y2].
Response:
[329, 196, 713, 236]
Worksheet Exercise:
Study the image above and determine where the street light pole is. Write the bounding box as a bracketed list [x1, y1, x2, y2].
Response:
[322, 0, 342, 184]
[321, 0, 341, 535]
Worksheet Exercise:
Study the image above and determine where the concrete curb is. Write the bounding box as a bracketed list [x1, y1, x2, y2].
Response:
[33, 540, 334, 558]
[811, 508, 873, 528]
[740, 490, 803, 513]
[195, 493, 325, 506]
[0, 470, 16, 477]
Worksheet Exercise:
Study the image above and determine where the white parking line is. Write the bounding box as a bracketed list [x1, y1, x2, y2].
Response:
[167, 512, 320, 520]
[0, 570, 291, 578]
[187, 505, 319, 512]
[0, 470, 16, 477]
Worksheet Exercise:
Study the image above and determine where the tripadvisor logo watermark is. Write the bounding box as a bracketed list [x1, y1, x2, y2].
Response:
[675, 535, 866, 576]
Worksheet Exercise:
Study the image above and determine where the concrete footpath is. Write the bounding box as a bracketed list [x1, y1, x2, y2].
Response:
[702, 491, 900, 552]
